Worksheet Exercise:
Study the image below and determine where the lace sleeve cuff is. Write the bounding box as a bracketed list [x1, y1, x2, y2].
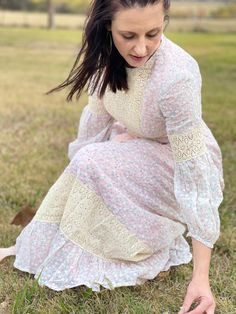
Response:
[168, 123, 207, 162]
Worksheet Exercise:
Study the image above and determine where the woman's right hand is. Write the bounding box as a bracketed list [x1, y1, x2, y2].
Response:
[111, 132, 138, 142]
[178, 278, 216, 314]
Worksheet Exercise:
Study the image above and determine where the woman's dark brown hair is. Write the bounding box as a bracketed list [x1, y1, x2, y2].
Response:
[47, 0, 171, 101]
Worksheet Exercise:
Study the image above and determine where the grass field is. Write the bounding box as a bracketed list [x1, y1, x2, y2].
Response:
[0, 27, 235, 313]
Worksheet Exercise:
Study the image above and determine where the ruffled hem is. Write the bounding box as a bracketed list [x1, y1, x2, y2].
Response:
[13, 220, 192, 292]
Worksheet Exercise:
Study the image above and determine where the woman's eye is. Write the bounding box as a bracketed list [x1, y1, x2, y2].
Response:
[122, 32, 159, 40]
[122, 35, 134, 40]
[147, 33, 158, 38]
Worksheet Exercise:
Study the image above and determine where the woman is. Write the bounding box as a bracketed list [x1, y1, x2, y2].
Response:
[0, 0, 224, 313]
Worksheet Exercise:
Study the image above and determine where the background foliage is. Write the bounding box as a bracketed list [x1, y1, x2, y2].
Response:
[0, 0, 235, 17]
[0, 0, 90, 14]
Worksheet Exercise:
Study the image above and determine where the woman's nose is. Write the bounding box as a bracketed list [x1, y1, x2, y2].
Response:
[133, 39, 147, 56]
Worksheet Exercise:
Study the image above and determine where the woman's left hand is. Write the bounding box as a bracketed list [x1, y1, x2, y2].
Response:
[111, 132, 138, 142]
[178, 278, 216, 314]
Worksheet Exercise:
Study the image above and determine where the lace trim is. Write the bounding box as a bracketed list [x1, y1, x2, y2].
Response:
[34, 171, 76, 223]
[168, 123, 207, 162]
[34, 172, 153, 262]
[103, 67, 152, 137]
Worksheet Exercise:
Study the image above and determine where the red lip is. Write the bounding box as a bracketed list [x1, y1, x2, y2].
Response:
[130, 55, 147, 61]
[131, 55, 146, 58]
[132, 55, 146, 58]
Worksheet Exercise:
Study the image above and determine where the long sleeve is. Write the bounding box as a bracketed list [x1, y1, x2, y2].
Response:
[68, 90, 115, 161]
[159, 64, 224, 248]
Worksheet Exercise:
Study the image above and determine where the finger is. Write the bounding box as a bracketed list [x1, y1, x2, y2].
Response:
[178, 293, 196, 314]
[205, 303, 216, 314]
[178, 305, 187, 314]
[206, 310, 215, 314]
[112, 138, 122, 142]
[186, 297, 212, 314]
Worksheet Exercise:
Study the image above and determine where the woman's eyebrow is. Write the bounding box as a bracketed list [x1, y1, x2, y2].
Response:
[119, 27, 162, 34]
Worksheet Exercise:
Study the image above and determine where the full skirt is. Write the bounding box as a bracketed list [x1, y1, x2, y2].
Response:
[13, 123, 222, 292]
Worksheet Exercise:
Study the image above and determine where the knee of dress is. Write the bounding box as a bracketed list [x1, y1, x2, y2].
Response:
[69, 144, 102, 181]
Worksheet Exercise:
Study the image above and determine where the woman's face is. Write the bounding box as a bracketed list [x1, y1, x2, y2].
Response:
[111, 3, 165, 67]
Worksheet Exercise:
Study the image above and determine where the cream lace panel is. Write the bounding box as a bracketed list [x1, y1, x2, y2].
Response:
[168, 123, 207, 162]
[34, 171, 76, 223]
[34, 173, 153, 262]
[103, 67, 152, 137]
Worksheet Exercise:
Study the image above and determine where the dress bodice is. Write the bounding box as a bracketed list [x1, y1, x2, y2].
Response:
[103, 35, 168, 142]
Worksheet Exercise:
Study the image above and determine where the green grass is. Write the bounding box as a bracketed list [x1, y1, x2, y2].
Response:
[0, 27, 236, 313]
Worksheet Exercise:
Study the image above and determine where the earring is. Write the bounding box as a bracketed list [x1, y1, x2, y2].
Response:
[107, 32, 113, 56]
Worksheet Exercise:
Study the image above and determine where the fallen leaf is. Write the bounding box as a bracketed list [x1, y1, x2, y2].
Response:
[10, 205, 36, 227]
[158, 270, 170, 278]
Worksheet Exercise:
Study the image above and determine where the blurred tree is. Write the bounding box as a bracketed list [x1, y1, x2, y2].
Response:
[47, 0, 55, 29]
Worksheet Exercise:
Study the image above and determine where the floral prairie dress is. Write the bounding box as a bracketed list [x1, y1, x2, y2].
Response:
[13, 34, 225, 292]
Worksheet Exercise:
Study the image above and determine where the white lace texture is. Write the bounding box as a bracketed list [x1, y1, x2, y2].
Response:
[168, 123, 207, 162]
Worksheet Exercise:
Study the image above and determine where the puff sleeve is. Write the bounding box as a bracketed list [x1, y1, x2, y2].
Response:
[159, 64, 224, 248]
[68, 90, 115, 161]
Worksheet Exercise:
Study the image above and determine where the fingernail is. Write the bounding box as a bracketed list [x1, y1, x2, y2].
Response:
[178, 306, 185, 314]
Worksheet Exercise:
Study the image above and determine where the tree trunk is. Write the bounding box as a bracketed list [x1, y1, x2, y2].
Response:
[47, 0, 55, 29]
